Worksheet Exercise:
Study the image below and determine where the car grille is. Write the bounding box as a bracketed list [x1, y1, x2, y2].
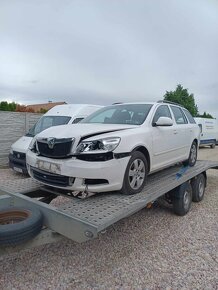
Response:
[13, 151, 26, 160]
[36, 138, 74, 158]
[32, 167, 70, 187]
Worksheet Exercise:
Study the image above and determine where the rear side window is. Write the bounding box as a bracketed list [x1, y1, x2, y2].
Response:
[153, 105, 172, 124]
[170, 106, 188, 124]
[183, 110, 196, 124]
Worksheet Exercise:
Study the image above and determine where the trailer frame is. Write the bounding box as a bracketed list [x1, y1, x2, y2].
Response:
[0, 160, 218, 255]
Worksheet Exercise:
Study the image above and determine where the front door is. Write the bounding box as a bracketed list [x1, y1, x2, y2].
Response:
[151, 105, 178, 171]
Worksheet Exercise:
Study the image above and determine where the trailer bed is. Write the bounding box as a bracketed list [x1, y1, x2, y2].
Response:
[0, 160, 218, 252]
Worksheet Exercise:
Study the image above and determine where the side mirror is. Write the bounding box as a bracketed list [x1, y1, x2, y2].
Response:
[154, 117, 173, 127]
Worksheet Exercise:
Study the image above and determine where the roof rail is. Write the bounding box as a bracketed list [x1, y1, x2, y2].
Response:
[112, 102, 123, 105]
[157, 100, 184, 107]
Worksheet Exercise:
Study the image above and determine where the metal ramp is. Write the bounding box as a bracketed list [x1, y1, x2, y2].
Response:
[0, 160, 218, 249]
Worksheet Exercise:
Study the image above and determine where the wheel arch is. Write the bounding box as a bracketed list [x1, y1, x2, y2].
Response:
[132, 146, 151, 173]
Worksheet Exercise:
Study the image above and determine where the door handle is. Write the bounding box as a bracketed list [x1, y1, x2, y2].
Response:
[173, 130, 178, 135]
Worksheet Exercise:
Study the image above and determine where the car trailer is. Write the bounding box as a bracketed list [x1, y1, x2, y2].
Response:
[0, 160, 218, 255]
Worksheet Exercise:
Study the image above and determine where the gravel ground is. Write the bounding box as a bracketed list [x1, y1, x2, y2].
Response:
[0, 148, 218, 290]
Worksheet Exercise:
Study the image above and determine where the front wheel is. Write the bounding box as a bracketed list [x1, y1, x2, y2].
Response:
[183, 141, 197, 167]
[120, 151, 148, 195]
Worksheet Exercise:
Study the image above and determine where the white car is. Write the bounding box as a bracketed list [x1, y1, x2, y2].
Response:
[9, 104, 103, 174]
[27, 101, 200, 195]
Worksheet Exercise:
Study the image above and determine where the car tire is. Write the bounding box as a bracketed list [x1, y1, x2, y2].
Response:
[0, 207, 43, 246]
[120, 151, 148, 195]
[191, 173, 206, 202]
[183, 141, 198, 167]
[172, 182, 192, 216]
[210, 143, 216, 149]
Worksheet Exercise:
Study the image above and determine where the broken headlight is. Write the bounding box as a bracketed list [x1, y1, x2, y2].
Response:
[76, 137, 121, 154]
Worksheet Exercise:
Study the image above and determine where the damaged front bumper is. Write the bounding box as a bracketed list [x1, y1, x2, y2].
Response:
[27, 150, 130, 192]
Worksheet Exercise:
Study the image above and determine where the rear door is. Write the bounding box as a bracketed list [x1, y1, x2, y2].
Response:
[170, 106, 191, 159]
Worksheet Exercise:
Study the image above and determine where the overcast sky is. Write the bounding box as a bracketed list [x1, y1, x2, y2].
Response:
[0, 0, 218, 117]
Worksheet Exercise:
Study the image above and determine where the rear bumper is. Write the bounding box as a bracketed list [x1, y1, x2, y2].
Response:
[9, 153, 28, 174]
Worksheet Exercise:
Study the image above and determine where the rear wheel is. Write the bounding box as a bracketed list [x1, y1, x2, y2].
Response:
[183, 141, 197, 167]
[191, 173, 206, 202]
[172, 182, 192, 216]
[210, 143, 216, 149]
[121, 151, 148, 195]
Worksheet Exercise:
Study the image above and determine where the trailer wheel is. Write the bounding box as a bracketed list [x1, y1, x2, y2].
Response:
[172, 182, 192, 216]
[121, 151, 148, 195]
[0, 207, 43, 246]
[191, 173, 206, 202]
[183, 141, 197, 167]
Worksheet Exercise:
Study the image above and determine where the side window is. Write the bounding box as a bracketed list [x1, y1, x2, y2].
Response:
[72, 118, 84, 124]
[171, 106, 188, 125]
[184, 110, 196, 124]
[153, 105, 172, 124]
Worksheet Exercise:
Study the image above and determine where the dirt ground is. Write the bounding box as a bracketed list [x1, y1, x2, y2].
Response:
[0, 147, 217, 290]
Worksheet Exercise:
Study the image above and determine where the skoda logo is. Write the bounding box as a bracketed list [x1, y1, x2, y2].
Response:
[47, 137, 56, 149]
[17, 153, 20, 159]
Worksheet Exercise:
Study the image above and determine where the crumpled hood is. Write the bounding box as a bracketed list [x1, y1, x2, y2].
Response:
[11, 136, 33, 153]
[36, 123, 137, 141]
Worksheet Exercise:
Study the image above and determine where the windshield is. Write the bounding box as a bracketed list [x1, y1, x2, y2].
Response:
[81, 104, 153, 125]
[26, 116, 71, 137]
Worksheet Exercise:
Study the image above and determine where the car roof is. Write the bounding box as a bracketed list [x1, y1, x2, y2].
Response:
[45, 104, 103, 116]
[111, 102, 183, 107]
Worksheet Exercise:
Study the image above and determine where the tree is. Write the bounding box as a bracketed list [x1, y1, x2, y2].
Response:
[8, 102, 17, 111]
[0, 101, 17, 111]
[0, 101, 9, 111]
[38, 108, 48, 114]
[197, 112, 214, 119]
[164, 84, 199, 116]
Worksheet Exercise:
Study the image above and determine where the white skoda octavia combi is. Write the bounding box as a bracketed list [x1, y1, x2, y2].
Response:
[27, 102, 200, 195]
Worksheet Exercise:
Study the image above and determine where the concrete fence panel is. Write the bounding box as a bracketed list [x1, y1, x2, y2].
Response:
[0, 112, 42, 167]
